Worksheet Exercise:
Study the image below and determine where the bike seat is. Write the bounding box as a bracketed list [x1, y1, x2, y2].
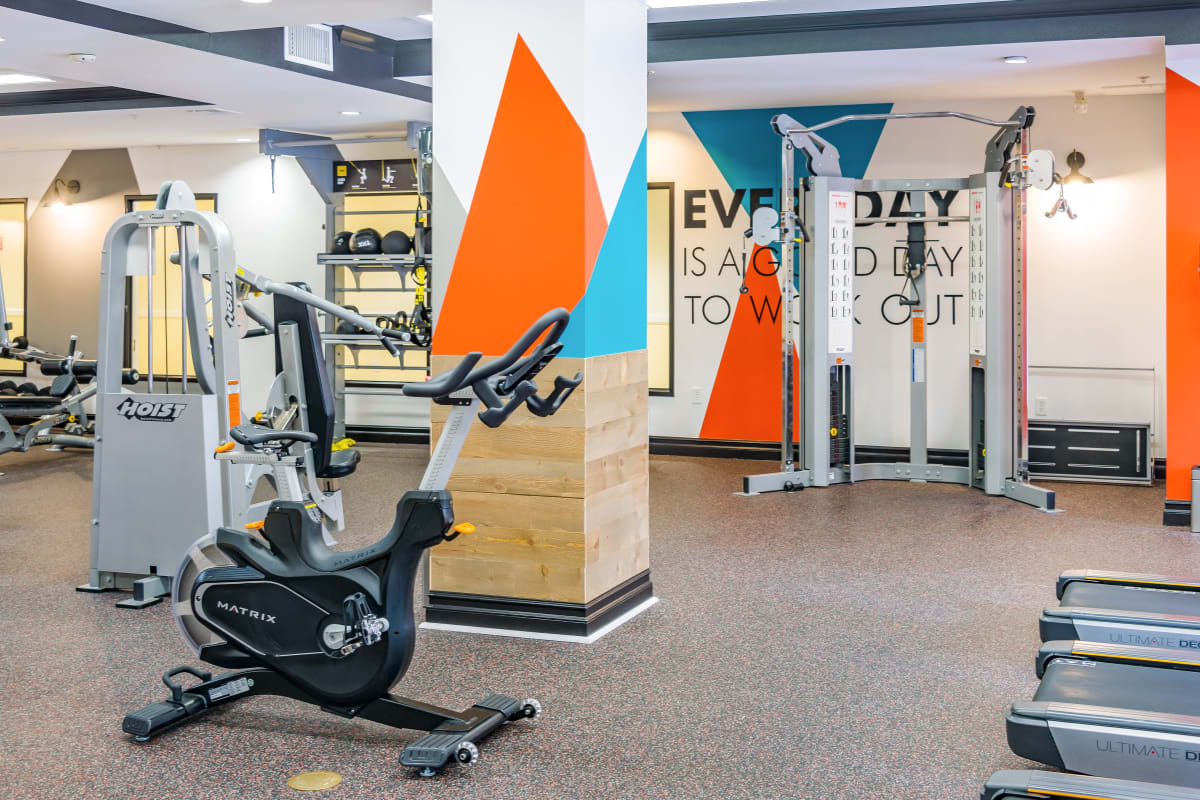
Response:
[317, 447, 360, 480]
[231, 424, 318, 448]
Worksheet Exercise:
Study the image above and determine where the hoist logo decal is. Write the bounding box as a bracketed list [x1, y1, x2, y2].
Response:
[223, 276, 237, 329]
[115, 397, 187, 422]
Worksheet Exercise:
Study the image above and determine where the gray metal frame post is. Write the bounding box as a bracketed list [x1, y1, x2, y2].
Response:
[805, 176, 857, 488]
[908, 191, 928, 471]
[86, 205, 245, 597]
[0, 257, 11, 350]
[780, 139, 796, 476]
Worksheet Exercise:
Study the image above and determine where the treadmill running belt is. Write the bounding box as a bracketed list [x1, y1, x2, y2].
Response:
[1038, 658, 1200, 717]
[1063, 582, 1200, 617]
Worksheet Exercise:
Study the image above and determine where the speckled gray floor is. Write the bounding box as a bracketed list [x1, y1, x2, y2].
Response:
[0, 444, 1191, 799]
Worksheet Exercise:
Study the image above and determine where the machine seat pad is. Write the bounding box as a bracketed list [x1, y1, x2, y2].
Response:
[230, 424, 318, 447]
[0, 394, 60, 408]
[318, 448, 360, 479]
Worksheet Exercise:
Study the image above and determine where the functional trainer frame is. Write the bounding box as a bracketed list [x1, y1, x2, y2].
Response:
[743, 107, 1057, 511]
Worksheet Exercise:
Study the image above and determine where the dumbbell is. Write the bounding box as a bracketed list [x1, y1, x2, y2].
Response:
[335, 305, 369, 336]
[16, 382, 38, 395]
[0, 380, 16, 395]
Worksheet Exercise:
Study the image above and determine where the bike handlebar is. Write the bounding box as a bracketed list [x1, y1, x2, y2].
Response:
[403, 308, 568, 399]
[402, 308, 581, 427]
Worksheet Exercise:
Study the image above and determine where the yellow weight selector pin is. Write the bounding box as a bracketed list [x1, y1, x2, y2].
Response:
[453, 523, 475, 536]
[830, 427, 838, 437]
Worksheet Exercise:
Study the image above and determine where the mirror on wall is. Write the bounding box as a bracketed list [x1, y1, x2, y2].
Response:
[648, 183, 674, 396]
[0, 199, 27, 375]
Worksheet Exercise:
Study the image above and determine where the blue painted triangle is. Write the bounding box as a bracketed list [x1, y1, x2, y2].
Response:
[559, 134, 647, 359]
[682, 103, 893, 216]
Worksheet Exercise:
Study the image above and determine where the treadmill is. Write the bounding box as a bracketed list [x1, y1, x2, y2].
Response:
[983, 770, 1200, 799]
[1041, 571, 1200, 653]
[1008, 639, 1200, 787]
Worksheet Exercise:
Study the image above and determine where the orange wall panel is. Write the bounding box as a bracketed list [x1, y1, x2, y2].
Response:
[1166, 68, 1200, 500]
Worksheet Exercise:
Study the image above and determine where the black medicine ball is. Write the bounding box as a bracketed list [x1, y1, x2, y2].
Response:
[350, 228, 382, 254]
[331, 231, 352, 254]
[381, 230, 413, 255]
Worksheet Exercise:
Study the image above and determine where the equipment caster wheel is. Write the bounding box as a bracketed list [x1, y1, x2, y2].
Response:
[521, 698, 542, 720]
[455, 741, 479, 766]
[418, 767, 439, 778]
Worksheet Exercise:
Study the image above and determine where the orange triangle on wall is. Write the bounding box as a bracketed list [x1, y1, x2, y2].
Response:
[700, 244, 801, 442]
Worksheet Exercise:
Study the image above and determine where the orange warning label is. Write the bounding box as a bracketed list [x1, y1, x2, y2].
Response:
[912, 314, 925, 344]
[227, 380, 241, 427]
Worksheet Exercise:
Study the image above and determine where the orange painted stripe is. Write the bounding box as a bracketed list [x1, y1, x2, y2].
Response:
[1166, 69, 1200, 500]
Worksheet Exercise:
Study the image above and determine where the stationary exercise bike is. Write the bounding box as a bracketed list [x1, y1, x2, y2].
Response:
[123, 308, 582, 775]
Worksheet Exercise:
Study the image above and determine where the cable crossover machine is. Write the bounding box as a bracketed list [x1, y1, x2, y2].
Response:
[742, 106, 1059, 511]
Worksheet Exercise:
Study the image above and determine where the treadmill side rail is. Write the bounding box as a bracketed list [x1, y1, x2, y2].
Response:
[983, 769, 1200, 800]
[1013, 699, 1200, 738]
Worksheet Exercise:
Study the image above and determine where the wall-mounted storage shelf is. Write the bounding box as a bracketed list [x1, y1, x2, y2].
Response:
[318, 131, 433, 438]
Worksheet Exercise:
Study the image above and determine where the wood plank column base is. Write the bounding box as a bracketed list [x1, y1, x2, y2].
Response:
[426, 349, 653, 641]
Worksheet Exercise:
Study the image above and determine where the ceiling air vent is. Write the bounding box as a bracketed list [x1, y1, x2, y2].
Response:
[284, 24, 334, 71]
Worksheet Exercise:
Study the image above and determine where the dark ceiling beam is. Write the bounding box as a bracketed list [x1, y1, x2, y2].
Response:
[393, 39, 432, 80]
[647, 0, 1200, 62]
[0, 0, 430, 102]
[0, 86, 207, 116]
[350, 0, 1200, 76]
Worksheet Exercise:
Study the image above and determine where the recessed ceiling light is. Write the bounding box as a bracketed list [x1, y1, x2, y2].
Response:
[0, 73, 54, 85]
[647, 0, 768, 6]
[0, 37, 6, 43]
[236, 137, 254, 142]
[241, 0, 272, 4]
[341, 110, 361, 116]
[1003, 55, 1029, 64]
[417, 13, 433, 21]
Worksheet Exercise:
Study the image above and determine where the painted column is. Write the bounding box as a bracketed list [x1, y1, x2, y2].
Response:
[1164, 47, 1200, 525]
[428, 0, 652, 638]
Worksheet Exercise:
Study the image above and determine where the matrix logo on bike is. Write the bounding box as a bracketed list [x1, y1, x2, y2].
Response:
[115, 397, 186, 422]
[215, 600, 277, 624]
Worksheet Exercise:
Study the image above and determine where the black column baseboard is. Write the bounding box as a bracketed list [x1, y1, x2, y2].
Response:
[425, 570, 654, 638]
[1165, 499, 1192, 527]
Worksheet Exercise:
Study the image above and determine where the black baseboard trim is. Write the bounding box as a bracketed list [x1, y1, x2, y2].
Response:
[1164, 499, 1191, 527]
[425, 570, 654, 638]
[648, 437, 969, 466]
[346, 425, 430, 445]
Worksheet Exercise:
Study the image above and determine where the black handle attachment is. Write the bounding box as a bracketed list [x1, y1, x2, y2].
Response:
[162, 666, 212, 704]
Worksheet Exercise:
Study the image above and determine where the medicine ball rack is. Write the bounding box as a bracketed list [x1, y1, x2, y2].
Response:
[317, 127, 434, 440]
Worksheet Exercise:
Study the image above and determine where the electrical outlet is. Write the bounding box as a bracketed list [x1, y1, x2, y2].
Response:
[690, 386, 703, 405]
[1034, 396, 1048, 417]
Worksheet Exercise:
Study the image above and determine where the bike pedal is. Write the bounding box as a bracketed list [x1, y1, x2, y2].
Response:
[399, 732, 466, 769]
[122, 692, 205, 739]
[475, 693, 522, 719]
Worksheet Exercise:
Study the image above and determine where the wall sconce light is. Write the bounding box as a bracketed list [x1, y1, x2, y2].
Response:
[1062, 149, 1094, 184]
[46, 178, 81, 210]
